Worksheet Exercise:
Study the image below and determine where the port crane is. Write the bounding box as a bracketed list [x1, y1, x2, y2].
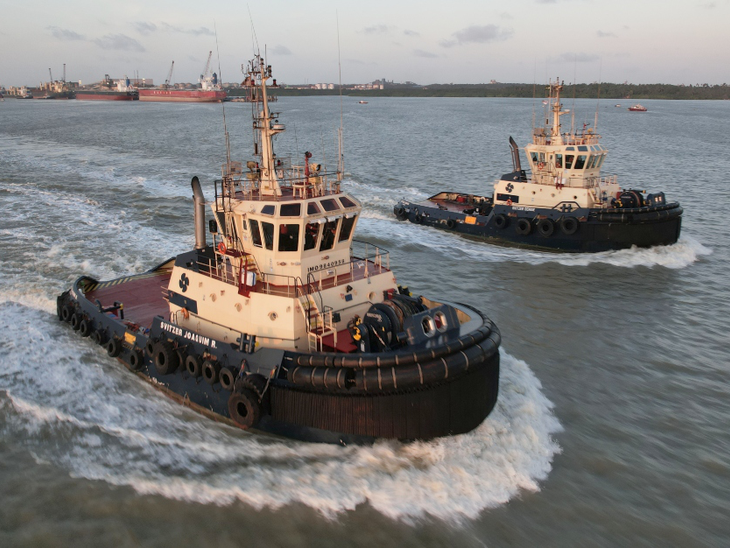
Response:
[164, 61, 175, 88]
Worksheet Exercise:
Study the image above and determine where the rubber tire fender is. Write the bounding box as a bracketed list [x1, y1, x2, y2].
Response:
[106, 338, 122, 358]
[537, 218, 555, 237]
[78, 318, 92, 337]
[203, 360, 221, 385]
[516, 218, 532, 235]
[560, 216, 579, 235]
[494, 214, 508, 229]
[61, 304, 73, 322]
[70, 313, 82, 331]
[185, 354, 203, 377]
[227, 388, 261, 429]
[153, 341, 180, 375]
[446, 219, 457, 229]
[129, 348, 144, 371]
[219, 366, 236, 391]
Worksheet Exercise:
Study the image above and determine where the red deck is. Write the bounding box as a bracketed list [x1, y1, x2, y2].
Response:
[83, 271, 172, 329]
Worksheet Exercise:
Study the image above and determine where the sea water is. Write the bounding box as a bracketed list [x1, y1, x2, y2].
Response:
[0, 97, 727, 547]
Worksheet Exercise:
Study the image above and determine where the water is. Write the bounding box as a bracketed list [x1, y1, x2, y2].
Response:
[0, 97, 728, 547]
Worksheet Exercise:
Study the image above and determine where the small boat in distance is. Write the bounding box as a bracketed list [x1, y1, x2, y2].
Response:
[394, 79, 682, 252]
[57, 54, 501, 444]
[358, 100, 368, 104]
[628, 104, 647, 111]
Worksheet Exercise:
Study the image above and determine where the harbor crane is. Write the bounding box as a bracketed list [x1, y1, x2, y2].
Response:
[164, 61, 175, 88]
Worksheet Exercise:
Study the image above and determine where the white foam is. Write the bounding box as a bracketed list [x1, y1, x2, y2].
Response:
[0, 302, 560, 522]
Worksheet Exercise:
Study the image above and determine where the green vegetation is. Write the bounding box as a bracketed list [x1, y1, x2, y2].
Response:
[263, 82, 730, 100]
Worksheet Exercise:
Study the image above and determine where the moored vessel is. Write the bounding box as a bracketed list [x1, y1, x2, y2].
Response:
[394, 79, 682, 252]
[628, 104, 647, 112]
[57, 54, 501, 444]
[138, 55, 227, 103]
[75, 75, 138, 101]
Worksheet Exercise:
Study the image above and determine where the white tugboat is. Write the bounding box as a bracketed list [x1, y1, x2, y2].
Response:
[58, 55, 500, 444]
[395, 79, 682, 252]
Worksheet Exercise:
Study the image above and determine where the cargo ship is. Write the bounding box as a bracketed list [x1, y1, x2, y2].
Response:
[138, 56, 226, 103]
[57, 54, 501, 444]
[394, 79, 682, 252]
[75, 75, 138, 101]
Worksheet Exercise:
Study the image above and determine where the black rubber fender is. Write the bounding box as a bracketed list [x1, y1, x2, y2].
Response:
[78, 318, 92, 337]
[70, 313, 82, 331]
[446, 219, 457, 229]
[494, 214, 508, 229]
[227, 388, 261, 429]
[560, 216, 579, 235]
[219, 367, 236, 391]
[129, 347, 144, 371]
[185, 354, 203, 377]
[91, 329, 106, 346]
[153, 341, 179, 375]
[516, 218, 532, 235]
[106, 338, 122, 358]
[203, 360, 221, 385]
[537, 218, 555, 237]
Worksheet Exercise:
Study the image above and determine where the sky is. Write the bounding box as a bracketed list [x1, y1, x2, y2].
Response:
[1, 0, 728, 88]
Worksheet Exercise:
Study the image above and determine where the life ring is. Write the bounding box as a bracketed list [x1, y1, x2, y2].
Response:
[227, 388, 261, 429]
[516, 218, 532, 235]
[537, 218, 555, 237]
[560, 216, 579, 235]
[217, 242, 227, 254]
[506, 198, 513, 206]
[181, 307, 190, 320]
[494, 214, 508, 229]
[538, 162, 545, 170]
[446, 219, 457, 229]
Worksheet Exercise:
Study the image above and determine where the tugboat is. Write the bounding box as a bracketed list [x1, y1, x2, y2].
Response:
[57, 55, 501, 444]
[394, 79, 682, 252]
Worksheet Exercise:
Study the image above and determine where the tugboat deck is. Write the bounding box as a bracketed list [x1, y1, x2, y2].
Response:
[83, 270, 172, 329]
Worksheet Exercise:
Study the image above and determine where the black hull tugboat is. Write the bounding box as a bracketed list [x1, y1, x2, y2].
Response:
[394, 80, 682, 253]
[57, 55, 500, 444]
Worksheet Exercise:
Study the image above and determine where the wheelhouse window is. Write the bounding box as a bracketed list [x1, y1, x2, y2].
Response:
[307, 202, 321, 215]
[250, 219, 263, 247]
[555, 154, 563, 168]
[280, 203, 301, 217]
[320, 199, 339, 212]
[261, 205, 276, 216]
[574, 155, 587, 170]
[338, 215, 357, 242]
[319, 219, 339, 251]
[565, 155, 575, 169]
[530, 152, 539, 163]
[261, 221, 274, 250]
[304, 222, 320, 250]
[339, 196, 357, 208]
[278, 223, 300, 252]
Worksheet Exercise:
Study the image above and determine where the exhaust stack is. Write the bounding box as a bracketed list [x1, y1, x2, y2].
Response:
[508, 136, 522, 173]
[191, 176, 206, 250]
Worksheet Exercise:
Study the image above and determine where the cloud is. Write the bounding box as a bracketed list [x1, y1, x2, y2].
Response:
[48, 27, 85, 41]
[270, 45, 292, 55]
[413, 49, 438, 58]
[403, 29, 419, 37]
[134, 21, 157, 35]
[362, 24, 391, 35]
[441, 24, 513, 48]
[597, 30, 616, 38]
[554, 52, 600, 62]
[93, 34, 146, 52]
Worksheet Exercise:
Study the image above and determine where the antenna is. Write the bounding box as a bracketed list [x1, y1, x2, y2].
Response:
[248, 5, 260, 55]
[214, 22, 231, 166]
[336, 11, 344, 182]
[594, 59, 602, 132]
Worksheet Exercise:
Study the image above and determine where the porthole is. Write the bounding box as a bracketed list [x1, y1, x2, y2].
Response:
[434, 311, 448, 332]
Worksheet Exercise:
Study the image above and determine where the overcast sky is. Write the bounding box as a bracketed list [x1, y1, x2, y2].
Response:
[1, 0, 728, 87]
